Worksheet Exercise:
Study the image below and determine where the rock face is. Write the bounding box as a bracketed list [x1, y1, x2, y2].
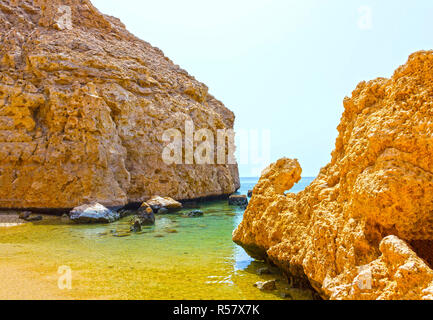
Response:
[0, 0, 239, 210]
[233, 51, 433, 300]
[70, 203, 119, 223]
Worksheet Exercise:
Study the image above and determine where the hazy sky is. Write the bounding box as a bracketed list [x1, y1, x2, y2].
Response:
[92, 0, 433, 177]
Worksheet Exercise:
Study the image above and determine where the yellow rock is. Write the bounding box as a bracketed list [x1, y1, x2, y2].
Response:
[234, 51, 433, 300]
[147, 196, 182, 211]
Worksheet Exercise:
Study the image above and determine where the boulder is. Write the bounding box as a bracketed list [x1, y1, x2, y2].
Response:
[70, 203, 120, 224]
[228, 195, 248, 207]
[147, 196, 182, 213]
[137, 209, 155, 226]
[138, 202, 153, 214]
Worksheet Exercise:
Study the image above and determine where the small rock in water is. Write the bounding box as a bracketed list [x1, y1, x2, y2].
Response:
[279, 291, 293, 299]
[26, 215, 43, 222]
[184, 210, 204, 218]
[61, 213, 69, 219]
[137, 208, 155, 226]
[228, 195, 248, 207]
[130, 219, 142, 232]
[113, 232, 130, 238]
[19, 211, 32, 220]
[70, 203, 120, 224]
[157, 208, 169, 214]
[257, 267, 272, 275]
[165, 229, 178, 234]
[248, 190, 253, 198]
[254, 280, 277, 291]
[147, 196, 182, 213]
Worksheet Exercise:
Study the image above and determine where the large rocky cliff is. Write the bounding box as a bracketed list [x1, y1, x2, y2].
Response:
[0, 0, 239, 209]
[234, 51, 433, 300]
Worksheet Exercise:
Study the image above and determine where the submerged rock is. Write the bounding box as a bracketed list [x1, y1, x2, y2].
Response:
[157, 208, 169, 215]
[234, 51, 433, 300]
[228, 195, 248, 207]
[26, 215, 43, 222]
[113, 232, 130, 238]
[184, 210, 204, 218]
[130, 219, 142, 233]
[18, 211, 42, 222]
[18, 212, 32, 220]
[254, 280, 277, 291]
[165, 229, 178, 234]
[70, 203, 120, 224]
[0, 0, 240, 210]
[257, 267, 272, 275]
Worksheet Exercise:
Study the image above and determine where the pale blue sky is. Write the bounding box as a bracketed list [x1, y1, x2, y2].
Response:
[92, 0, 433, 177]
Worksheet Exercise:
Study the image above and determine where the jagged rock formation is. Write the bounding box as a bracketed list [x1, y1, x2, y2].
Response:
[0, 0, 239, 209]
[233, 51, 433, 300]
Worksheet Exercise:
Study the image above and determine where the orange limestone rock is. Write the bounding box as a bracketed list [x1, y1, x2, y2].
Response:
[233, 51, 433, 300]
[0, 0, 239, 209]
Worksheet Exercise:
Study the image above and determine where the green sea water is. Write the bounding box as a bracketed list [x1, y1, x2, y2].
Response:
[0, 177, 315, 300]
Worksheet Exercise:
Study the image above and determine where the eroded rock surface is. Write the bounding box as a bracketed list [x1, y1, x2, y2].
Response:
[0, 0, 239, 209]
[233, 51, 433, 300]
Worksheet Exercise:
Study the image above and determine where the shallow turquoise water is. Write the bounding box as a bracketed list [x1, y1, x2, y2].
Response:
[0, 177, 315, 300]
